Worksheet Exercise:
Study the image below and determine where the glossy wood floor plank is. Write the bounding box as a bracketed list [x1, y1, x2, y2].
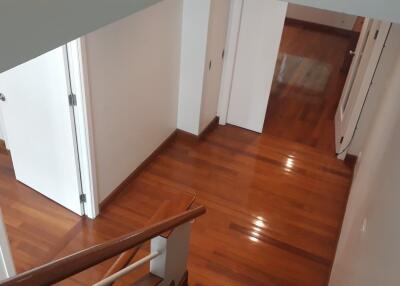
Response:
[0, 24, 354, 285]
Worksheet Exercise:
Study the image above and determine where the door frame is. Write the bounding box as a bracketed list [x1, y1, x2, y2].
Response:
[0, 40, 98, 218]
[66, 39, 99, 219]
[335, 21, 391, 159]
[217, 0, 244, 125]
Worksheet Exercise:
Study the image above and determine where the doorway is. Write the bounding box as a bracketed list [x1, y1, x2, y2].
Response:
[0, 42, 96, 218]
[219, 0, 390, 159]
[263, 6, 364, 154]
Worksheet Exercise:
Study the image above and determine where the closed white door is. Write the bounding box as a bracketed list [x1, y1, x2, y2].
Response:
[200, 0, 231, 132]
[335, 20, 391, 158]
[0, 46, 84, 215]
[227, 0, 287, 133]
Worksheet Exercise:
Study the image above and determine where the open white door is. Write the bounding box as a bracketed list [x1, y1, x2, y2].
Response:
[335, 20, 391, 159]
[0, 46, 84, 215]
[226, 0, 287, 133]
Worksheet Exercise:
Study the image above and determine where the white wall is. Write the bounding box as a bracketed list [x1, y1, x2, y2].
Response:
[0, 0, 164, 73]
[286, 3, 357, 30]
[329, 23, 400, 286]
[84, 0, 182, 202]
[178, 0, 230, 135]
[177, 0, 211, 135]
[2, 0, 400, 75]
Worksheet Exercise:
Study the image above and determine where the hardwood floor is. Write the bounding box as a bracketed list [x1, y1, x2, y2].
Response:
[265, 20, 352, 154]
[0, 25, 355, 286]
[0, 150, 80, 272]
[0, 124, 353, 285]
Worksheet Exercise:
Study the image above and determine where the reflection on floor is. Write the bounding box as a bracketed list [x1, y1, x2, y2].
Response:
[265, 21, 352, 155]
[274, 53, 332, 92]
[0, 120, 354, 285]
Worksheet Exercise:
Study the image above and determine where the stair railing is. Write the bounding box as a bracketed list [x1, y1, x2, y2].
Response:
[0, 205, 206, 286]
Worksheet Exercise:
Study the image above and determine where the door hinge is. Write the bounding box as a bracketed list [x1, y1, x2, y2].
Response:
[340, 136, 344, 144]
[68, 93, 77, 106]
[374, 30, 379, 40]
[80, 194, 87, 203]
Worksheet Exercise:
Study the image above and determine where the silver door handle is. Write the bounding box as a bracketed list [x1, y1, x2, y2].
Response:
[0, 93, 5, 102]
[349, 50, 356, 56]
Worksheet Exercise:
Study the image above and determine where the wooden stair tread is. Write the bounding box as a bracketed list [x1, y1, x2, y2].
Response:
[130, 273, 163, 286]
[162, 192, 196, 238]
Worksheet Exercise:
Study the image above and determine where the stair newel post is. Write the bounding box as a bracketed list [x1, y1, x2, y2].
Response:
[150, 221, 192, 286]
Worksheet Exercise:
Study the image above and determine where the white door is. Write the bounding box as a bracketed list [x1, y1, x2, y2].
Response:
[200, 0, 231, 132]
[226, 0, 287, 133]
[0, 46, 84, 215]
[335, 20, 391, 159]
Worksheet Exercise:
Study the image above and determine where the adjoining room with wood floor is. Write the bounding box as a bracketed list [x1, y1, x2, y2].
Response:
[264, 6, 365, 155]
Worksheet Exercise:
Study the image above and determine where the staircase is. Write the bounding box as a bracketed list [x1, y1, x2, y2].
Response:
[0, 193, 204, 286]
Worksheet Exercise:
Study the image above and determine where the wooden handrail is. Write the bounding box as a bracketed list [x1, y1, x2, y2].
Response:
[0, 205, 206, 286]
